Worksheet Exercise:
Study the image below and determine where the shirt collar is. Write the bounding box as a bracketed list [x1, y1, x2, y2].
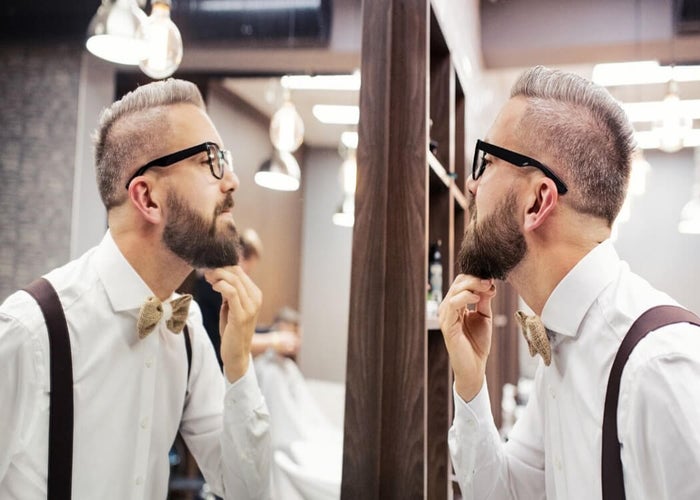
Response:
[540, 240, 620, 338]
[93, 230, 156, 312]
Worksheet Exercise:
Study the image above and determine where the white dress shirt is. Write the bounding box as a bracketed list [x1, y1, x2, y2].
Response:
[450, 241, 700, 500]
[0, 231, 271, 500]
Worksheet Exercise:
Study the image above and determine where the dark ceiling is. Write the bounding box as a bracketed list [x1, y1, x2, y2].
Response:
[0, 0, 333, 46]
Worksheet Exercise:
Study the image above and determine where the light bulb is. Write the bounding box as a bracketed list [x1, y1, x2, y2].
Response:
[269, 101, 304, 153]
[652, 84, 692, 153]
[86, 0, 147, 65]
[137, 0, 183, 79]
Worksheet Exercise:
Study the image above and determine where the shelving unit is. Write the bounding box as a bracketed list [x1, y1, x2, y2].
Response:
[341, 1, 520, 498]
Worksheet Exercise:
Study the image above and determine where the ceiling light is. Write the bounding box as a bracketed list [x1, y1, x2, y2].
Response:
[622, 100, 700, 123]
[652, 82, 693, 153]
[137, 0, 183, 79]
[280, 72, 361, 91]
[635, 129, 700, 150]
[332, 193, 355, 227]
[592, 61, 700, 86]
[312, 105, 359, 125]
[270, 98, 305, 153]
[255, 151, 301, 192]
[340, 131, 359, 150]
[86, 0, 147, 65]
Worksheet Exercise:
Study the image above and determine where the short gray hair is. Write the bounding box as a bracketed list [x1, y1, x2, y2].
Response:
[93, 79, 205, 210]
[511, 66, 636, 225]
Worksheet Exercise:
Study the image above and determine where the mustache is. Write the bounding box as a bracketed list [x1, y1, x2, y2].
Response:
[215, 195, 235, 215]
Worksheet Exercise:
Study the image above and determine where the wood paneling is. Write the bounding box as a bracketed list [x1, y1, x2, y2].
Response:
[341, 0, 429, 498]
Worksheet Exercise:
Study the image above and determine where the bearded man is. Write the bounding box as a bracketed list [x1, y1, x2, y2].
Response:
[0, 79, 270, 499]
[440, 66, 700, 500]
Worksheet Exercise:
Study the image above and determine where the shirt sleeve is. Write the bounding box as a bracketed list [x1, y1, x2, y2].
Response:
[179, 315, 271, 500]
[0, 300, 45, 487]
[619, 325, 700, 500]
[449, 379, 546, 500]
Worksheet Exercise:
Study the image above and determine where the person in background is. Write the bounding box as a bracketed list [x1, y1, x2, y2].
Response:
[195, 228, 301, 365]
[0, 79, 270, 499]
[439, 66, 700, 499]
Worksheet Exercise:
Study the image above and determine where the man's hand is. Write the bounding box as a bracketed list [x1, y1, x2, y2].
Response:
[204, 266, 262, 383]
[438, 275, 496, 402]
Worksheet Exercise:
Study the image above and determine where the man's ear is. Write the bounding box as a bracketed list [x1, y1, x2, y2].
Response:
[523, 179, 558, 232]
[127, 180, 163, 224]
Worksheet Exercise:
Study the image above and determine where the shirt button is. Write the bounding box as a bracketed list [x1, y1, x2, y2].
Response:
[140, 417, 149, 429]
[145, 356, 154, 368]
[135, 476, 143, 485]
[549, 386, 556, 399]
[467, 419, 477, 429]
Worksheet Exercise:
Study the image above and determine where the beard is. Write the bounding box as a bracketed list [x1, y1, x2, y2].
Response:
[458, 190, 526, 280]
[162, 191, 240, 268]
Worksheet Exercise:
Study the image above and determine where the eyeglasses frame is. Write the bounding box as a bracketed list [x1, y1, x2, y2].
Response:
[473, 139, 568, 195]
[124, 141, 233, 190]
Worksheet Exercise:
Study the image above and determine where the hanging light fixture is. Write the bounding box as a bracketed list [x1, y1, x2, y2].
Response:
[332, 193, 355, 227]
[137, 0, 183, 79]
[269, 90, 305, 153]
[86, 0, 147, 65]
[255, 151, 301, 192]
[678, 148, 700, 234]
[652, 80, 693, 153]
[332, 149, 357, 227]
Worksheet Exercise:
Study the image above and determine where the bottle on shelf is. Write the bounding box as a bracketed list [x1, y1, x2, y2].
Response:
[427, 239, 443, 308]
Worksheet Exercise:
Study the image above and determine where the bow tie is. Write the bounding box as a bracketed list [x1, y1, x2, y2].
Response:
[136, 294, 192, 339]
[514, 311, 552, 366]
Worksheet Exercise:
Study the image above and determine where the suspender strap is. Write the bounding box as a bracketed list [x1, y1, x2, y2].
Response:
[183, 325, 192, 380]
[23, 278, 74, 500]
[602, 305, 700, 500]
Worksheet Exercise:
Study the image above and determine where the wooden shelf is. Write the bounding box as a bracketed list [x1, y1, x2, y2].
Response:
[428, 151, 468, 210]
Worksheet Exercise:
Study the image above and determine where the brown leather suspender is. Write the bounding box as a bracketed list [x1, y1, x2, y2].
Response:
[22, 277, 193, 500]
[23, 278, 74, 500]
[602, 305, 700, 500]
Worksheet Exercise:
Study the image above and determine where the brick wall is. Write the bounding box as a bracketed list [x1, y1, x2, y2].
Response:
[0, 41, 82, 301]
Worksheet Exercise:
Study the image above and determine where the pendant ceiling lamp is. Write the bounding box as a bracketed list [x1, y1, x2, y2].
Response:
[653, 81, 693, 154]
[269, 91, 305, 153]
[255, 151, 301, 192]
[86, 0, 147, 65]
[137, 0, 183, 79]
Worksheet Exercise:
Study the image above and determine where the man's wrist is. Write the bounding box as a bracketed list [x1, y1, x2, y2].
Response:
[224, 355, 249, 383]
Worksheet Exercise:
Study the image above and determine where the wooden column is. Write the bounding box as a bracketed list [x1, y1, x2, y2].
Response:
[340, 0, 429, 498]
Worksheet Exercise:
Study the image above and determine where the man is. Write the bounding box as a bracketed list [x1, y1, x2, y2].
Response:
[0, 79, 270, 499]
[440, 66, 700, 499]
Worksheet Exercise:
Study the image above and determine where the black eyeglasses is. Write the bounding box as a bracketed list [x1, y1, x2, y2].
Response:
[125, 141, 233, 190]
[473, 139, 568, 195]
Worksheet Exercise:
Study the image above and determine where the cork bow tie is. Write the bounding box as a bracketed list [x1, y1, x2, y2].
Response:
[136, 294, 192, 339]
[514, 311, 552, 366]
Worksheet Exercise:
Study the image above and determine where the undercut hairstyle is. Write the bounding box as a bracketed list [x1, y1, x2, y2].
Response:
[93, 79, 206, 210]
[511, 66, 636, 225]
